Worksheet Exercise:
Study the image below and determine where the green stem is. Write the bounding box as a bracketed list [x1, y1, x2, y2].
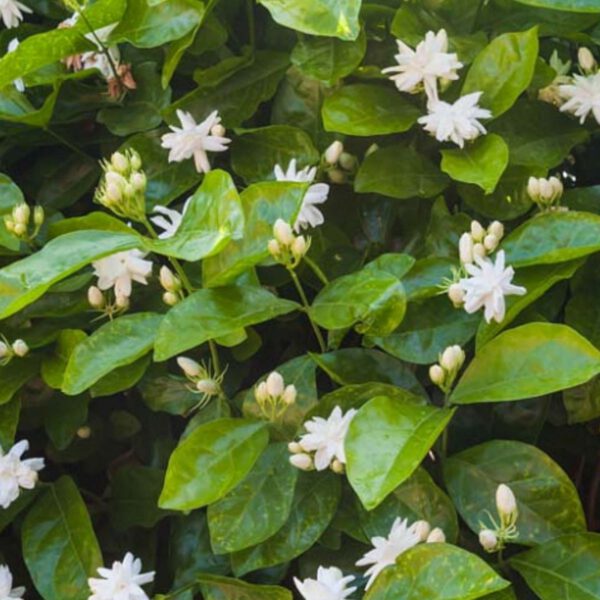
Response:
[304, 255, 329, 285]
[209, 339, 221, 374]
[288, 268, 326, 352]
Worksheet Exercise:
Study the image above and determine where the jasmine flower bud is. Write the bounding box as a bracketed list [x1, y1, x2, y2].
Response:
[210, 123, 226, 138]
[266, 371, 285, 398]
[470, 220, 485, 242]
[483, 233, 499, 252]
[87, 285, 105, 309]
[162, 291, 179, 306]
[479, 529, 498, 552]
[255, 381, 269, 404]
[129, 150, 142, 171]
[196, 379, 220, 396]
[115, 292, 130, 310]
[12, 339, 28, 357]
[111, 151, 129, 173]
[159, 266, 179, 292]
[427, 528, 446, 543]
[328, 168, 346, 184]
[177, 356, 201, 378]
[440, 345, 464, 372]
[324, 140, 344, 165]
[282, 384, 297, 406]
[290, 453, 313, 471]
[365, 143, 379, 157]
[288, 441, 303, 454]
[331, 459, 345, 474]
[291, 235, 308, 260]
[429, 364, 445, 386]
[578, 47, 596, 73]
[273, 219, 294, 246]
[33, 206, 44, 227]
[459, 232, 474, 264]
[413, 520, 431, 542]
[0, 341, 7, 359]
[339, 152, 356, 171]
[496, 483, 518, 525]
[267, 239, 281, 258]
[473, 243, 486, 260]
[447, 283, 465, 306]
[527, 176, 540, 200]
[13, 203, 30, 226]
[13, 223, 26, 236]
[131, 172, 146, 193]
[488, 220, 504, 239]
[77, 426, 91, 439]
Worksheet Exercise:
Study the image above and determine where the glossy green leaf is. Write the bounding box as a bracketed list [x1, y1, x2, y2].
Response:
[503, 211, 600, 267]
[310, 267, 406, 336]
[365, 543, 509, 600]
[197, 574, 292, 600]
[159, 418, 268, 511]
[231, 471, 341, 575]
[41, 329, 87, 390]
[445, 440, 586, 545]
[0, 398, 20, 450]
[322, 84, 421, 136]
[154, 286, 298, 360]
[22, 476, 102, 600]
[0, 174, 23, 251]
[346, 396, 454, 509]
[90, 354, 151, 398]
[258, 0, 361, 40]
[0, 357, 40, 406]
[44, 394, 89, 451]
[231, 126, 319, 183]
[441, 134, 509, 194]
[513, 0, 600, 11]
[451, 323, 600, 404]
[149, 170, 244, 261]
[511, 533, 600, 600]
[208, 443, 298, 553]
[0, 230, 143, 320]
[62, 313, 162, 395]
[355, 145, 449, 200]
[202, 181, 307, 287]
[462, 28, 539, 117]
[563, 376, 600, 424]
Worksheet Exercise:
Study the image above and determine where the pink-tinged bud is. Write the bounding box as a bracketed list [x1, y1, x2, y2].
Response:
[13, 203, 30, 226]
[427, 527, 446, 543]
[131, 172, 147, 192]
[459, 232, 474, 264]
[266, 371, 285, 397]
[273, 219, 294, 246]
[496, 484, 518, 522]
[87, 286, 105, 309]
[479, 529, 498, 552]
[290, 453, 313, 471]
[177, 356, 201, 378]
[324, 140, 344, 165]
[578, 47, 596, 72]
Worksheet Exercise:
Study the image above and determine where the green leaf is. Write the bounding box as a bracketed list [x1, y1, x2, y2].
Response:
[90, 354, 151, 398]
[451, 323, 600, 404]
[0, 230, 143, 319]
[154, 286, 298, 360]
[511, 533, 600, 600]
[149, 170, 244, 261]
[355, 145, 449, 200]
[0, 174, 23, 251]
[322, 84, 421, 136]
[346, 396, 454, 510]
[22, 476, 102, 600]
[257, 0, 361, 40]
[197, 574, 292, 600]
[291, 29, 366, 85]
[513, 0, 600, 11]
[0, 398, 20, 450]
[109, 466, 170, 530]
[231, 471, 341, 576]
[0, 357, 40, 406]
[159, 418, 269, 511]
[441, 134, 509, 194]
[310, 267, 406, 336]
[462, 28, 539, 117]
[62, 313, 162, 396]
[202, 181, 307, 287]
[0, 0, 126, 88]
[208, 443, 298, 553]
[138, 369, 199, 416]
[445, 440, 586, 545]
[111, 0, 205, 48]
[502, 211, 600, 267]
[44, 394, 89, 451]
[364, 543, 509, 600]
[563, 376, 600, 424]
[231, 126, 319, 183]
[41, 329, 88, 390]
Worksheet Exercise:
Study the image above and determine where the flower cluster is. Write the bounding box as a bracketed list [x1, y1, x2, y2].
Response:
[0, 336, 29, 365]
[383, 29, 491, 147]
[95, 150, 147, 222]
[177, 356, 224, 409]
[458, 220, 504, 267]
[289, 406, 356, 473]
[159, 266, 184, 306]
[88, 552, 154, 600]
[357, 517, 446, 589]
[4, 201, 44, 244]
[322, 140, 357, 184]
[479, 484, 519, 553]
[527, 176, 565, 212]
[429, 344, 465, 393]
[294, 566, 356, 600]
[268, 219, 310, 269]
[0, 440, 44, 509]
[254, 371, 297, 422]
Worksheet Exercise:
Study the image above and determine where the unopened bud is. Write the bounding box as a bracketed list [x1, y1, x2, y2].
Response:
[527, 177, 541, 200]
[255, 381, 269, 403]
[76, 426, 91, 439]
[111, 151, 129, 173]
[365, 143, 379, 157]
[473, 243, 486, 260]
[13, 203, 30, 225]
[177, 356, 201, 378]
[159, 266, 179, 292]
[290, 453, 313, 471]
[13, 223, 26, 236]
[291, 235, 308, 259]
[123, 183, 135, 200]
[470, 220, 485, 242]
[131, 172, 146, 192]
[196, 378, 219, 396]
[413, 520, 431, 542]
[105, 183, 121, 204]
[282, 384, 297, 405]
[448, 283, 465, 306]
[429, 364, 445, 386]
[459, 232, 474, 264]
[488, 221, 504, 240]
[4, 218, 14, 233]
[87, 285, 105, 309]
[266, 371, 285, 398]
[210, 123, 226, 137]
[0, 341, 7, 358]
[324, 140, 344, 165]
[427, 527, 446, 543]
[273, 219, 294, 246]
[331, 459, 345, 474]
[479, 529, 498, 552]
[539, 178, 553, 201]
[288, 441, 303, 454]
[578, 47, 596, 72]
[483, 234, 499, 252]
[496, 484, 518, 522]
[12, 339, 29, 357]
[129, 150, 142, 171]
[105, 171, 125, 187]
[339, 152, 355, 171]
[328, 168, 346, 184]
[115, 292, 129, 309]
[440, 345, 464, 372]
[33, 206, 44, 227]
[549, 176, 563, 199]
[162, 291, 179, 306]
[268, 239, 281, 258]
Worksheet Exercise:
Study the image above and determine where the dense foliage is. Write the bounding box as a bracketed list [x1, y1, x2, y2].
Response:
[2, 0, 600, 598]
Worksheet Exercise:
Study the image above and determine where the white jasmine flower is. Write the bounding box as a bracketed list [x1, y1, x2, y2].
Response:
[559, 73, 600, 124]
[297, 406, 357, 471]
[294, 566, 356, 600]
[418, 92, 492, 148]
[150, 198, 191, 239]
[7, 39, 24, 92]
[92, 250, 152, 298]
[0, 0, 31, 29]
[382, 29, 462, 101]
[458, 250, 526, 324]
[0, 440, 44, 510]
[0, 565, 24, 600]
[88, 552, 155, 600]
[273, 159, 330, 232]
[356, 517, 422, 589]
[161, 110, 231, 174]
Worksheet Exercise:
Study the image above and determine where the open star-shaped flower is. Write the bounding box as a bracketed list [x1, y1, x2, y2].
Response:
[294, 566, 356, 600]
[88, 553, 155, 600]
[559, 72, 600, 124]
